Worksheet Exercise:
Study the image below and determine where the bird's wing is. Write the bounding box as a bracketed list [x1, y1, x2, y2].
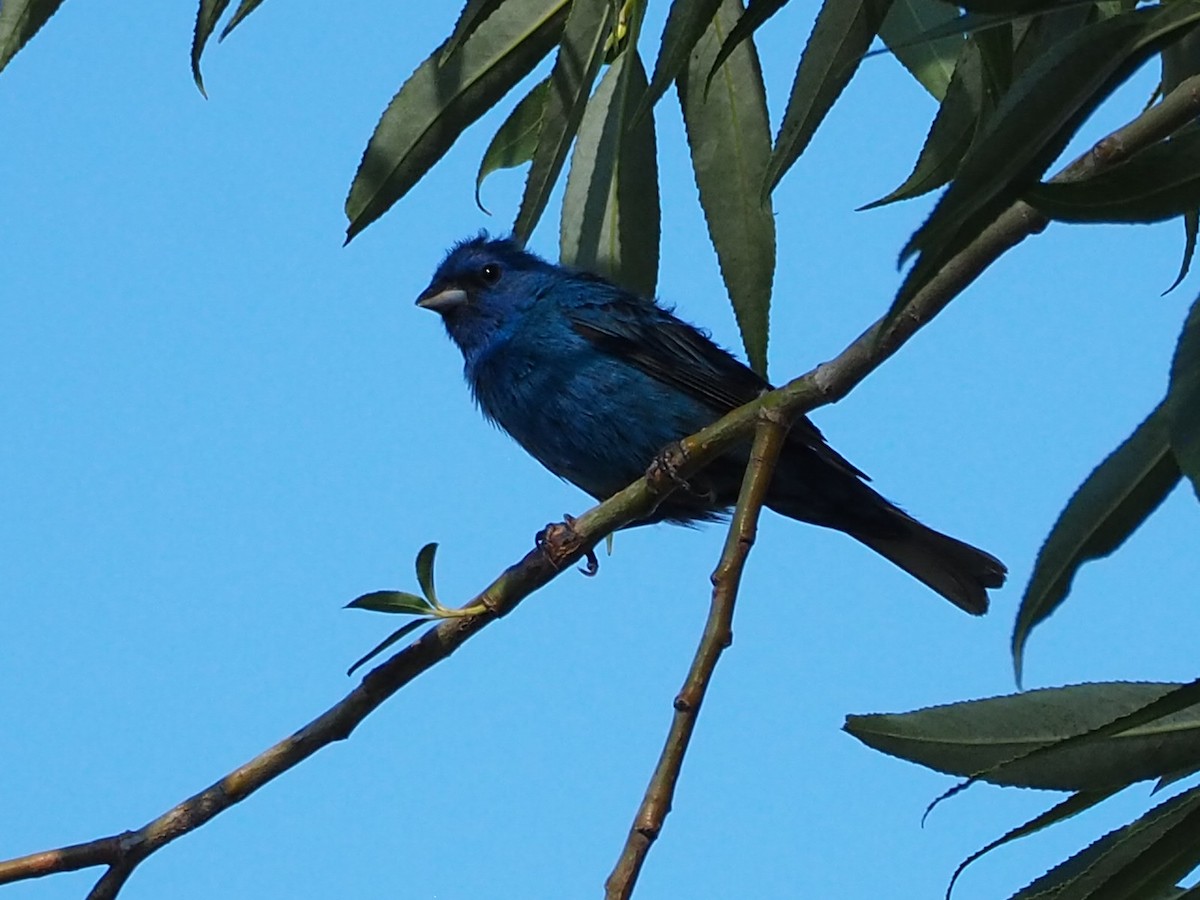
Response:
[565, 294, 868, 481]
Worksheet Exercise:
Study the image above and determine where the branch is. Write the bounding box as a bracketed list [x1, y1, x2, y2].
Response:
[605, 408, 791, 900]
[5, 72, 1199, 900]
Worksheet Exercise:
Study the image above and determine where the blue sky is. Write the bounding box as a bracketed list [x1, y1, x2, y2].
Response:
[3, 3, 1199, 899]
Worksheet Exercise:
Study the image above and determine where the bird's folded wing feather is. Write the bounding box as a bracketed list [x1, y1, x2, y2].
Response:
[565, 298, 868, 481]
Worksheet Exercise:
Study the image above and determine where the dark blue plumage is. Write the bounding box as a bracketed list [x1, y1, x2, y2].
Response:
[417, 235, 1005, 614]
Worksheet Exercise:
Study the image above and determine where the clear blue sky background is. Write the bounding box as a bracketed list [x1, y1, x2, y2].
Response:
[3, 4, 1199, 899]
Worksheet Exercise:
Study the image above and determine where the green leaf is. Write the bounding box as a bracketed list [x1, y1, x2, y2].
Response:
[763, 0, 893, 200]
[217, 0, 268, 41]
[703, 0, 790, 96]
[1168, 295, 1200, 500]
[442, 0, 512, 63]
[1011, 784, 1200, 900]
[638, 0, 723, 119]
[346, 591, 434, 615]
[879, 0, 964, 99]
[476, 77, 549, 212]
[893, 2, 1200, 313]
[346, 618, 431, 677]
[191, 0, 232, 97]
[0, 0, 66, 75]
[679, 0, 775, 377]
[947, 789, 1120, 898]
[860, 36, 984, 209]
[345, 0, 568, 242]
[958, 0, 1100, 12]
[846, 682, 1200, 791]
[560, 50, 661, 298]
[1013, 402, 1180, 682]
[511, 0, 615, 244]
[1025, 128, 1200, 223]
[415, 542, 440, 607]
[1166, 209, 1199, 296]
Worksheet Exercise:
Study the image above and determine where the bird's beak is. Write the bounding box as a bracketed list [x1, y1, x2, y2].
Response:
[416, 285, 468, 313]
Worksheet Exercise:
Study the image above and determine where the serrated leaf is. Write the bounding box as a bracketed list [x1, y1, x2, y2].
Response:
[346, 591, 434, 615]
[217, 0, 268, 41]
[846, 682, 1200, 791]
[1168, 296, 1200, 500]
[878, 0, 963, 99]
[947, 789, 1119, 898]
[1166, 209, 1199, 295]
[415, 542, 439, 606]
[1010, 784, 1200, 900]
[0, 0, 66, 75]
[763, 0, 893, 200]
[679, 0, 775, 376]
[959, 0, 1099, 12]
[345, 0, 568, 242]
[893, 2, 1200, 314]
[704, 0, 790, 96]
[346, 618, 431, 677]
[442, 0, 512, 63]
[861, 36, 984, 209]
[560, 50, 660, 298]
[511, 0, 614, 243]
[191, 0, 232, 97]
[1013, 402, 1180, 682]
[1025, 128, 1200, 223]
[476, 77, 549, 212]
[638, 0, 723, 120]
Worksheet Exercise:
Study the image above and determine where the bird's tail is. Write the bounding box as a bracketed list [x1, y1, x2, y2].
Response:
[851, 519, 1006, 615]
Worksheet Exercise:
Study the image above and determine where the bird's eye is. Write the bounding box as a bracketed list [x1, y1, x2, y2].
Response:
[479, 263, 502, 285]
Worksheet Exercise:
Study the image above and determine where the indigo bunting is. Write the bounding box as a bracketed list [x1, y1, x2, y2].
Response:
[417, 235, 1005, 614]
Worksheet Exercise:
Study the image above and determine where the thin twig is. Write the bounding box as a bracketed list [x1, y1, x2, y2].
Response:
[605, 409, 791, 900]
[4, 72, 1200, 900]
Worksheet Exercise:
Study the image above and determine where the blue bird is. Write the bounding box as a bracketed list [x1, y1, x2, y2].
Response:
[416, 235, 1005, 614]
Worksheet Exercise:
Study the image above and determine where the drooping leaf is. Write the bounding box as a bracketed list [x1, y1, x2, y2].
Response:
[0, 0, 66, 75]
[442, 0, 512, 62]
[861, 36, 984, 209]
[346, 590, 434, 616]
[1010, 784, 1200, 900]
[958, 0, 1103, 12]
[763, 0, 893, 200]
[1011, 3, 1096, 78]
[217, 0, 268, 41]
[1167, 209, 1200, 295]
[679, 0, 775, 376]
[476, 77, 549, 212]
[1013, 401, 1180, 682]
[1025, 127, 1200, 223]
[511, 0, 614, 243]
[893, 2, 1200, 313]
[345, 0, 568, 242]
[560, 50, 660, 298]
[703, 0, 790, 95]
[1168, 295, 1200, 500]
[947, 789, 1120, 898]
[346, 618, 432, 677]
[638, 0, 723, 119]
[846, 681, 1200, 791]
[192, 0, 232, 97]
[415, 542, 440, 607]
[878, 0, 963, 99]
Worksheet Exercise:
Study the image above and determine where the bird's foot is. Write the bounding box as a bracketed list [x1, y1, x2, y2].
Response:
[646, 441, 689, 491]
[536, 514, 599, 576]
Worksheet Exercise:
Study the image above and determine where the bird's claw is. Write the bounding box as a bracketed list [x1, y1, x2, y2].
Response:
[536, 514, 598, 576]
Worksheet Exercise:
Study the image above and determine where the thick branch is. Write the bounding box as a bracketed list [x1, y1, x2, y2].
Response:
[605, 409, 791, 900]
[4, 71, 1199, 900]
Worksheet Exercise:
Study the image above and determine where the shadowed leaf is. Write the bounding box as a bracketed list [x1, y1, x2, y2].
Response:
[512, 0, 614, 243]
[442, 0, 511, 62]
[680, 0, 775, 376]
[415, 542, 440, 606]
[846, 682, 1200, 791]
[476, 78, 548, 212]
[560, 50, 660, 298]
[192, 0, 232, 97]
[704, 0, 789, 95]
[1013, 401, 1180, 682]
[218, 0, 268, 41]
[763, 0, 893, 200]
[345, 0, 568, 242]
[346, 591, 434, 616]
[638, 0, 723, 120]
[878, 0, 963, 99]
[0, 0, 66, 75]
[1168, 296, 1200, 500]
[1166, 210, 1199, 295]
[346, 619, 431, 677]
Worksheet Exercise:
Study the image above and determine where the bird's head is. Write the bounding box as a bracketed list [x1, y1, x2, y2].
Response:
[416, 234, 555, 362]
